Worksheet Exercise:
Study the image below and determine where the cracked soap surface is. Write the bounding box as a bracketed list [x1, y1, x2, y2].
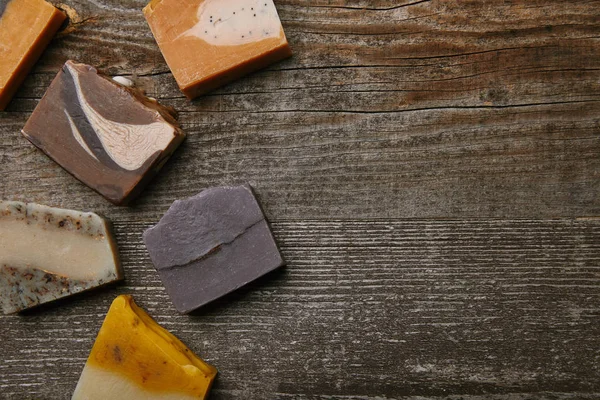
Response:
[21, 60, 186, 205]
[0, 0, 66, 109]
[0, 201, 122, 314]
[143, 185, 265, 269]
[143, 185, 284, 313]
[72, 295, 217, 400]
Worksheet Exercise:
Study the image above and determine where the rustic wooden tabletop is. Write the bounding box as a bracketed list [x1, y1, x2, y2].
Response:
[1, 0, 599, 399]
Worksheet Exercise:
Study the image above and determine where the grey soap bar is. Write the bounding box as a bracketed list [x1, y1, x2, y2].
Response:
[143, 185, 284, 313]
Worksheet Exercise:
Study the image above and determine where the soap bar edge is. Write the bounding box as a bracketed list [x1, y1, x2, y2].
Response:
[181, 40, 293, 99]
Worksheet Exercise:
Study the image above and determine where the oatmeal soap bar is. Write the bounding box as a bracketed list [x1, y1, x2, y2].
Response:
[144, 0, 292, 99]
[22, 60, 186, 205]
[0, 0, 66, 110]
[72, 295, 217, 400]
[0, 201, 122, 314]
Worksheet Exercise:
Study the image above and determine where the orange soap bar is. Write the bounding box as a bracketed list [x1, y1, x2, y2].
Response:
[0, 0, 66, 110]
[143, 0, 292, 99]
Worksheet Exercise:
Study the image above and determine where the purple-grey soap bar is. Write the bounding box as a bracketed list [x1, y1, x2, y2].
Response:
[143, 184, 284, 313]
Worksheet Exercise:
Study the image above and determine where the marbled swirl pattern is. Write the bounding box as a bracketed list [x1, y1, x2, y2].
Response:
[22, 60, 186, 204]
[64, 63, 175, 171]
[60, 62, 177, 172]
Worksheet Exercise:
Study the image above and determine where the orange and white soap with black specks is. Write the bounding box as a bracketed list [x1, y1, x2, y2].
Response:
[143, 0, 292, 99]
[72, 295, 217, 400]
[0, 0, 66, 110]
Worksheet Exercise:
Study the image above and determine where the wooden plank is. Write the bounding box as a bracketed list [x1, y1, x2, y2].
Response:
[1, 220, 599, 399]
[1, 0, 599, 399]
[0, 0, 598, 219]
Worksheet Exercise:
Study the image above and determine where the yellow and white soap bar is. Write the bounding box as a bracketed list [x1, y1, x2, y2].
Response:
[72, 295, 217, 400]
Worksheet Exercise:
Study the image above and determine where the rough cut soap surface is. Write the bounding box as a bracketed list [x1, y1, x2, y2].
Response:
[143, 0, 292, 99]
[0, 0, 66, 110]
[0, 201, 122, 314]
[72, 295, 217, 400]
[143, 185, 285, 313]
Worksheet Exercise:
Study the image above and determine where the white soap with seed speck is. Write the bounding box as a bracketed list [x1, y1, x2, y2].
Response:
[112, 76, 134, 87]
[181, 0, 281, 46]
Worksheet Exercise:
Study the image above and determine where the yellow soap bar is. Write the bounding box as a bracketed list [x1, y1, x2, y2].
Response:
[72, 295, 217, 400]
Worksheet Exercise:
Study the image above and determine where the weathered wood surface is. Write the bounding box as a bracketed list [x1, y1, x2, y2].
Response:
[1, 0, 599, 219]
[2, 220, 600, 399]
[0, 0, 599, 399]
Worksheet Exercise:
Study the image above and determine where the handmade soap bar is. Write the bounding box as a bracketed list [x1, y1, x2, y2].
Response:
[0, 201, 122, 314]
[22, 60, 186, 205]
[73, 295, 217, 400]
[143, 185, 284, 313]
[143, 0, 292, 99]
[0, 0, 66, 110]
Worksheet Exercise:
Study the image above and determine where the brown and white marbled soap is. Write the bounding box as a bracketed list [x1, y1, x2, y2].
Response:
[0, 201, 122, 314]
[22, 60, 186, 205]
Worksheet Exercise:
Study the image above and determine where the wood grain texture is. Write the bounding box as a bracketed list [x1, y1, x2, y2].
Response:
[0, 0, 598, 219]
[0, 0, 599, 398]
[1, 220, 600, 399]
